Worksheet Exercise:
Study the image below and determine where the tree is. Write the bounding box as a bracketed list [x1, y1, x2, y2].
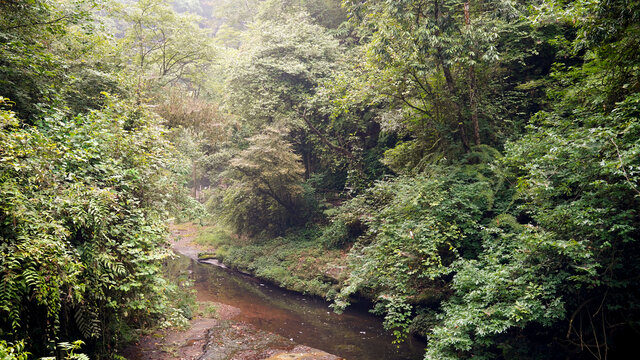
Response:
[220, 10, 374, 182]
[0, 0, 119, 120]
[341, 0, 551, 162]
[424, 1, 640, 358]
[222, 11, 340, 129]
[0, 96, 192, 356]
[214, 126, 308, 235]
[114, 0, 216, 101]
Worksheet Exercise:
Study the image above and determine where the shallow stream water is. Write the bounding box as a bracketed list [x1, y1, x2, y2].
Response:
[174, 254, 427, 360]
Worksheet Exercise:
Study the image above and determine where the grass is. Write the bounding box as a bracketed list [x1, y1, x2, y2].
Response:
[190, 224, 349, 299]
[196, 301, 218, 318]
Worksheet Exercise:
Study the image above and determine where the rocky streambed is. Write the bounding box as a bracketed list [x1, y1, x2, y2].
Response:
[123, 225, 425, 360]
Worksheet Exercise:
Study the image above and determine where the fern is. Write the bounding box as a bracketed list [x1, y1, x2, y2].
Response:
[54, 340, 89, 360]
[0, 340, 29, 360]
[74, 306, 101, 339]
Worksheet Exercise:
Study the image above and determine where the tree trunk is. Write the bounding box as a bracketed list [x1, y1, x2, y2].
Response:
[435, 0, 470, 151]
[300, 110, 358, 165]
[192, 161, 197, 198]
[301, 137, 312, 179]
[465, 1, 481, 146]
[469, 66, 480, 146]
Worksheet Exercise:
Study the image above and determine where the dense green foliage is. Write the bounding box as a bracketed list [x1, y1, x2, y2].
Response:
[193, 224, 346, 297]
[213, 127, 310, 234]
[0, 0, 200, 357]
[2, 0, 640, 359]
[0, 98, 190, 355]
[196, 0, 640, 359]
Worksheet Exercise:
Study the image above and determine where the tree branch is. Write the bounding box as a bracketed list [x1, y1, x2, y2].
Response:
[300, 109, 356, 163]
[1, 14, 72, 31]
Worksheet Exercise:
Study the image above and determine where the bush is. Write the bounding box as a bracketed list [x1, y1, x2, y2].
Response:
[320, 220, 350, 249]
[0, 99, 190, 356]
[408, 309, 438, 338]
[332, 151, 513, 342]
[0, 340, 28, 360]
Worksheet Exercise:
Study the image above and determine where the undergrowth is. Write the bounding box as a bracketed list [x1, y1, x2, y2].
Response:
[193, 224, 348, 299]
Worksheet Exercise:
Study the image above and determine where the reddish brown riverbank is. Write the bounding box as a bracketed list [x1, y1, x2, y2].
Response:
[121, 224, 342, 360]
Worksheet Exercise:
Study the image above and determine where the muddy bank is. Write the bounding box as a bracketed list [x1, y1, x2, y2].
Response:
[162, 223, 425, 360]
[123, 311, 340, 360]
[121, 226, 343, 360]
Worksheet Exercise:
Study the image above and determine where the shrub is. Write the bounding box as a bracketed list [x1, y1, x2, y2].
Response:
[320, 220, 350, 249]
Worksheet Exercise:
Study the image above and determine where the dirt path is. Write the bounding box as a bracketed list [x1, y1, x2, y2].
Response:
[121, 223, 342, 360]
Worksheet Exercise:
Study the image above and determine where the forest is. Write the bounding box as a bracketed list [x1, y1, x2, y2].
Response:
[1, 0, 639, 359]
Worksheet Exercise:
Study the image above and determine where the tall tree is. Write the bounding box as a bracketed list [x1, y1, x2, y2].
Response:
[0, 0, 118, 120]
[215, 126, 308, 235]
[220, 11, 362, 175]
[342, 0, 543, 161]
[114, 0, 216, 101]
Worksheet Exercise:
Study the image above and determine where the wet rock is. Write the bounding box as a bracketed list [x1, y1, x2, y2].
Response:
[321, 266, 346, 284]
[121, 318, 218, 360]
[265, 345, 344, 360]
[199, 258, 228, 269]
[198, 320, 293, 360]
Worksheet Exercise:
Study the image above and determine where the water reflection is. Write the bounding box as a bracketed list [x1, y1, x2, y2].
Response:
[172, 254, 426, 360]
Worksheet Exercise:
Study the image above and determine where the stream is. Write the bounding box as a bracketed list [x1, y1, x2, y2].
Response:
[171, 254, 427, 360]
